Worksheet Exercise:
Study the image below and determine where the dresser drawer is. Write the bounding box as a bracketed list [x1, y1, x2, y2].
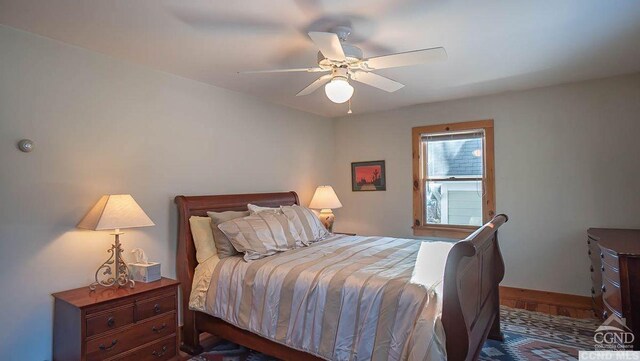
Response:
[603, 301, 623, 319]
[113, 335, 176, 361]
[600, 262, 621, 287]
[599, 247, 619, 271]
[86, 312, 176, 361]
[135, 293, 175, 321]
[602, 275, 623, 316]
[86, 304, 134, 337]
[588, 239, 600, 261]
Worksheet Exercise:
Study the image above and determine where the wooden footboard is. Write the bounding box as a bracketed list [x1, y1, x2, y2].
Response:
[441, 214, 508, 361]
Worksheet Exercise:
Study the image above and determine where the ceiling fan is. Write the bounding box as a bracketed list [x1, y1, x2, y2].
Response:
[240, 26, 447, 104]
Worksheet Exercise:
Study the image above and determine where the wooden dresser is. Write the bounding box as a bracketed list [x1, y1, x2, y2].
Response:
[588, 228, 640, 350]
[52, 278, 179, 361]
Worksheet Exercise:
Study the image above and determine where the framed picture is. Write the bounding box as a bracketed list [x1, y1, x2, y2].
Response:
[351, 160, 386, 191]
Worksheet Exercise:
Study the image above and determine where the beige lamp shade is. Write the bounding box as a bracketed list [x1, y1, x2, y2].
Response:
[77, 194, 155, 231]
[309, 186, 343, 210]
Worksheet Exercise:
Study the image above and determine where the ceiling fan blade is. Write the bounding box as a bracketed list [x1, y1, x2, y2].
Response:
[308, 32, 346, 61]
[296, 74, 333, 96]
[240, 68, 327, 74]
[351, 71, 404, 92]
[362, 47, 447, 70]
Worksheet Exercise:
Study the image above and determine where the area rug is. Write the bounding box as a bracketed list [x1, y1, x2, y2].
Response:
[188, 306, 601, 361]
[480, 306, 600, 360]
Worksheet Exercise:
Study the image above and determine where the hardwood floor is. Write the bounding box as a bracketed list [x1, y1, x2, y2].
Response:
[500, 286, 597, 319]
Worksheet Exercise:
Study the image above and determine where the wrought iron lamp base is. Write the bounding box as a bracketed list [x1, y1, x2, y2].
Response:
[89, 232, 135, 290]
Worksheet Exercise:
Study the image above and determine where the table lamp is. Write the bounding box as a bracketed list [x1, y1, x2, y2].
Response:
[309, 185, 343, 232]
[77, 194, 154, 290]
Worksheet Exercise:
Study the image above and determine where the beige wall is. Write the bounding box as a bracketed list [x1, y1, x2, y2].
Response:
[0, 26, 333, 359]
[331, 73, 640, 297]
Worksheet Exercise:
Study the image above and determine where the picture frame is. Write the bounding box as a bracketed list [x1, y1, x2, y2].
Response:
[351, 160, 386, 191]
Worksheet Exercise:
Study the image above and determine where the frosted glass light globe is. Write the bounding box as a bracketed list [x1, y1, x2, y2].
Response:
[324, 77, 354, 103]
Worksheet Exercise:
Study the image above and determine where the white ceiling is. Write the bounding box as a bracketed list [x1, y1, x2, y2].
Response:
[1, 0, 639, 118]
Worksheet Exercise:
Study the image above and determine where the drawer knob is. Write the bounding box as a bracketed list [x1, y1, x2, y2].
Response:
[602, 285, 607, 293]
[153, 304, 161, 314]
[98, 339, 118, 351]
[106, 316, 115, 328]
[590, 265, 594, 272]
[591, 287, 595, 295]
[152, 345, 168, 357]
[601, 266, 605, 272]
[588, 250, 591, 256]
[152, 323, 167, 333]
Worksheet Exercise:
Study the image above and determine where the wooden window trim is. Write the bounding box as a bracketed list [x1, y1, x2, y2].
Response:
[412, 119, 496, 239]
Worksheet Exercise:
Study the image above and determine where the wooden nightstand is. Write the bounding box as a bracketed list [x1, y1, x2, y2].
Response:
[52, 277, 179, 361]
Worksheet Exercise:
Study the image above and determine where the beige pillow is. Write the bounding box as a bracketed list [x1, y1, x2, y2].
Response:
[207, 210, 250, 258]
[189, 216, 217, 263]
[218, 213, 302, 261]
[281, 205, 330, 245]
[247, 203, 281, 215]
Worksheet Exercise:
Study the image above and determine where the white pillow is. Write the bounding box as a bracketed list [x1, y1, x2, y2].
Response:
[281, 205, 330, 245]
[189, 216, 217, 263]
[218, 213, 302, 261]
[247, 203, 282, 215]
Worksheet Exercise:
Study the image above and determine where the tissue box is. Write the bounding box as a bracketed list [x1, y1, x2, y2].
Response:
[128, 262, 161, 283]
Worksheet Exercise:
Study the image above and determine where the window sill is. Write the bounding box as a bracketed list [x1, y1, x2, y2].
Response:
[413, 225, 478, 240]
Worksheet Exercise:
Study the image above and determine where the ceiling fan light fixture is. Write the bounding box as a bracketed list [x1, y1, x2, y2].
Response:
[325, 77, 354, 104]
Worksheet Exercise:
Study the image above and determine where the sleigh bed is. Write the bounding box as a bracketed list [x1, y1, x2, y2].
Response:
[175, 191, 508, 361]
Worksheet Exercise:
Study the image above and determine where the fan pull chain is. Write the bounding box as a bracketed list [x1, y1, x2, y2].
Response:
[347, 99, 353, 114]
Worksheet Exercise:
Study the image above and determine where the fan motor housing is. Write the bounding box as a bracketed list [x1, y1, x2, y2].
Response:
[317, 44, 363, 67]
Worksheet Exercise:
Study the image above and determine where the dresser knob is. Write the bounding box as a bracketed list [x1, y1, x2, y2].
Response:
[588, 250, 592, 256]
[153, 304, 161, 314]
[587, 239, 591, 245]
[152, 323, 167, 333]
[106, 316, 115, 327]
[602, 285, 607, 293]
[98, 339, 118, 351]
[590, 265, 594, 273]
[152, 345, 168, 357]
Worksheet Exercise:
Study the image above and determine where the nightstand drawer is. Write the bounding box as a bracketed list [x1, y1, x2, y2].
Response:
[114, 335, 176, 361]
[135, 293, 175, 321]
[86, 312, 176, 361]
[86, 304, 134, 337]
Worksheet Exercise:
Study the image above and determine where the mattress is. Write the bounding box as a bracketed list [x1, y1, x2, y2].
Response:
[189, 234, 453, 361]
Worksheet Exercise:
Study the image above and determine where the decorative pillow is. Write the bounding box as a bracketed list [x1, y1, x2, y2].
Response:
[207, 210, 250, 258]
[217, 213, 302, 261]
[189, 216, 217, 263]
[281, 205, 330, 245]
[247, 203, 281, 215]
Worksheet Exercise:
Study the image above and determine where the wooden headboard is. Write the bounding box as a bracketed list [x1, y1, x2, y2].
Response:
[174, 191, 299, 342]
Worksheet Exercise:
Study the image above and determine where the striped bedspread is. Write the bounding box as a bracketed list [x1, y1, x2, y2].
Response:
[190, 234, 454, 361]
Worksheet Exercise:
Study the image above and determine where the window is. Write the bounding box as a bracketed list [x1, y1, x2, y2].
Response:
[412, 120, 495, 238]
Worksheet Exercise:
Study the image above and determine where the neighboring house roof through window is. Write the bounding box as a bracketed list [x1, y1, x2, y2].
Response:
[427, 138, 483, 177]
